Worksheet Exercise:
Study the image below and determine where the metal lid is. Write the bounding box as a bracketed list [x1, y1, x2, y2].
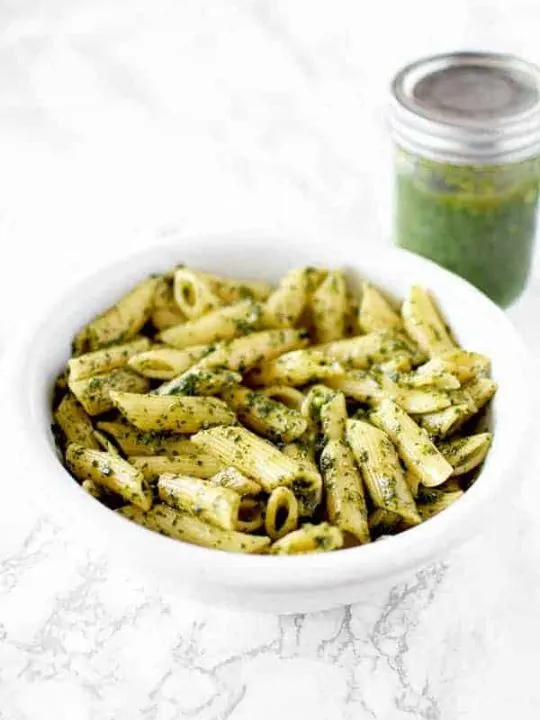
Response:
[390, 52, 540, 165]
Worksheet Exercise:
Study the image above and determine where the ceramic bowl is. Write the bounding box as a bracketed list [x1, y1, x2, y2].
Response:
[5, 236, 534, 613]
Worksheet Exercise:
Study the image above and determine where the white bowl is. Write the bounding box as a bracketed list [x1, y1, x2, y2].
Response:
[5, 236, 534, 613]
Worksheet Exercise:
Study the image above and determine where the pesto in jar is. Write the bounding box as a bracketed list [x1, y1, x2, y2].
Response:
[390, 52, 540, 307]
[396, 153, 540, 307]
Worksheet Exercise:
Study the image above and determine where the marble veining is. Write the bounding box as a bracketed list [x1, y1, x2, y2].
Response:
[2, 1, 540, 717]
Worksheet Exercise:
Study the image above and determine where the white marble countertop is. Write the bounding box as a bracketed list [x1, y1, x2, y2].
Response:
[2, 2, 540, 718]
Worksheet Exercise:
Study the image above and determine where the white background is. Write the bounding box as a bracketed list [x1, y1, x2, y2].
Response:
[2, 2, 540, 719]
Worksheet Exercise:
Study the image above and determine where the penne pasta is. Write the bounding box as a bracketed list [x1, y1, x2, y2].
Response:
[326, 371, 451, 414]
[110, 391, 236, 433]
[173, 268, 224, 319]
[66, 443, 152, 510]
[69, 368, 149, 416]
[221, 386, 307, 443]
[282, 440, 323, 516]
[58, 264, 498, 553]
[158, 473, 241, 530]
[236, 497, 265, 533]
[155, 367, 241, 396]
[68, 338, 151, 382]
[311, 270, 349, 343]
[129, 450, 223, 481]
[150, 277, 186, 330]
[124, 503, 271, 553]
[416, 349, 490, 383]
[198, 328, 309, 373]
[184, 270, 273, 304]
[53, 392, 100, 449]
[73, 277, 159, 354]
[369, 399, 453, 487]
[246, 349, 344, 387]
[128, 345, 211, 379]
[437, 433, 492, 476]
[346, 419, 421, 526]
[96, 420, 193, 456]
[264, 486, 299, 540]
[263, 267, 311, 328]
[358, 282, 402, 333]
[192, 425, 310, 493]
[417, 488, 464, 521]
[210, 467, 262, 496]
[159, 300, 262, 349]
[270, 523, 344, 555]
[320, 439, 370, 544]
[401, 285, 456, 357]
[260, 385, 305, 411]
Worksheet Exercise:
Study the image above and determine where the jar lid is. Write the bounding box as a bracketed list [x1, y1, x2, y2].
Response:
[390, 52, 540, 165]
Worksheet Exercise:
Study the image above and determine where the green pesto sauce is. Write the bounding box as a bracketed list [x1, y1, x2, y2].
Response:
[395, 153, 540, 307]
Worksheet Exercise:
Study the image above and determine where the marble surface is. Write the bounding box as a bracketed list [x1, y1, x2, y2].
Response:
[2, 1, 540, 718]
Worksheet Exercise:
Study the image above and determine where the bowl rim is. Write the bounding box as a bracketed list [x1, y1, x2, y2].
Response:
[5, 236, 534, 589]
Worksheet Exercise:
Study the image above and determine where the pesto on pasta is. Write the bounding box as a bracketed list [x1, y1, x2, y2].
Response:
[53, 266, 496, 554]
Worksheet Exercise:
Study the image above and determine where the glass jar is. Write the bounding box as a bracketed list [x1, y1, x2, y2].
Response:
[390, 53, 540, 307]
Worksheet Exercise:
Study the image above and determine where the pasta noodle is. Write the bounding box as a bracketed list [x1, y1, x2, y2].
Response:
[55, 263, 497, 554]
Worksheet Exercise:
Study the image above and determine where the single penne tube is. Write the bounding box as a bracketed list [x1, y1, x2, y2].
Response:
[159, 300, 262, 349]
[311, 270, 349, 343]
[401, 285, 456, 357]
[260, 385, 305, 411]
[221, 386, 307, 443]
[416, 349, 490, 383]
[417, 488, 464, 520]
[236, 497, 265, 533]
[72, 276, 159, 354]
[437, 432, 492, 476]
[326, 372, 451, 414]
[155, 367, 241, 397]
[185, 270, 273, 304]
[346, 419, 421, 525]
[264, 486, 299, 540]
[358, 282, 402, 333]
[129, 450, 223, 481]
[97, 420, 193, 456]
[210, 467, 262, 496]
[263, 267, 310, 328]
[319, 331, 425, 370]
[270, 522, 343, 555]
[246, 349, 344, 387]
[320, 439, 370, 544]
[369, 399, 453, 487]
[282, 440, 323, 516]
[68, 337, 151, 382]
[148, 504, 271, 553]
[128, 345, 211, 379]
[158, 473, 241, 530]
[173, 268, 224, 319]
[399, 366, 461, 391]
[418, 404, 472, 439]
[192, 425, 309, 493]
[319, 392, 348, 442]
[198, 328, 309, 373]
[54, 392, 100, 449]
[466, 377, 498, 409]
[110, 391, 236, 433]
[419, 379, 497, 438]
[69, 368, 150, 416]
[150, 277, 186, 330]
[66, 443, 152, 510]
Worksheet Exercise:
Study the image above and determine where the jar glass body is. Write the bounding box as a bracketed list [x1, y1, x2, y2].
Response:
[394, 148, 540, 307]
